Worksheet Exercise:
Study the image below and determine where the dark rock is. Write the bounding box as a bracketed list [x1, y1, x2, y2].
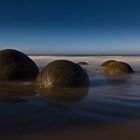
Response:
[105, 61, 134, 75]
[0, 49, 39, 81]
[36, 60, 89, 88]
[78, 62, 89, 65]
[101, 60, 117, 67]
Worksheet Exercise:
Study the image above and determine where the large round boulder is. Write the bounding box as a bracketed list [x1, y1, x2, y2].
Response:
[105, 61, 134, 75]
[101, 60, 117, 67]
[36, 60, 89, 88]
[0, 49, 39, 81]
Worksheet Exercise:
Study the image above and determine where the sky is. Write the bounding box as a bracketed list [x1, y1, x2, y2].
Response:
[0, 0, 140, 54]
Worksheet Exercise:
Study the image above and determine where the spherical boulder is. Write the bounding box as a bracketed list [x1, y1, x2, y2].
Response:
[0, 49, 39, 81]
[78, 62, 89, 65]
[101, 60, 117, 67]
[105, 61, 134, 75]
[36, 60, 89, 88]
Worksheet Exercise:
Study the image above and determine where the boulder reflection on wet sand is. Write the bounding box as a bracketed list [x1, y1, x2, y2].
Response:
[105, 74, 131, 93]
[39, 87, 89, 102]
[105, 74, 131, 85]
[0, 82, 36, 103]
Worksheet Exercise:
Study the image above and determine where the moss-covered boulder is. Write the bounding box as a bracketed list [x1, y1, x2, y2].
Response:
[0, 49, 39, 81]
[78, 62, 89, 65]
[105, 61, 134, 75]
[36, 60, 89, 88]
[101, 60, 117, 67]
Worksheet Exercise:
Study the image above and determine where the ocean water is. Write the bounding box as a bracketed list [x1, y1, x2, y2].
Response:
[0, 55, 140, 140]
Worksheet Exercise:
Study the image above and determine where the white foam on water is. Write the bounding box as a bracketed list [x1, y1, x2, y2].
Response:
[30, 55, 140, 71]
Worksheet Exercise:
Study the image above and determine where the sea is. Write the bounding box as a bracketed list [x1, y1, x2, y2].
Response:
[0, 55, 140, 140]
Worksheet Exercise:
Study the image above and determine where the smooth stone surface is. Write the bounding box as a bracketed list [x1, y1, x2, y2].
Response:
[0, 49, 39, 81]
[101, 60, 117, 67]
[105, 61, 134, 75]
[36, 60, 89, 88]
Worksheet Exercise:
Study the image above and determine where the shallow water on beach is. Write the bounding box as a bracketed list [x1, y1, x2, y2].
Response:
[1, 56, 140, 140]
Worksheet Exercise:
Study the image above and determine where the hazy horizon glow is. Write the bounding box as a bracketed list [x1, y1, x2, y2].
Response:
[0, 0, 140, 54]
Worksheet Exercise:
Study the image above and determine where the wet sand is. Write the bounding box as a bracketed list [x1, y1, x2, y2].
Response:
[1, 56, 140, 140]
[18, 124, 140, 140]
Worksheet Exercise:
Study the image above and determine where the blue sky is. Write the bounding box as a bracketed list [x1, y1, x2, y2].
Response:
[0, 0, 140, 54]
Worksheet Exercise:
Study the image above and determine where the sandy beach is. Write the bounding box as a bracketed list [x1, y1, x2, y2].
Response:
[17, 124, 140, 140]
[0, 55, 140, 140]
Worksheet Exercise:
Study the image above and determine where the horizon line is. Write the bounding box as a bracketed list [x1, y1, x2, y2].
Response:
[28, 53, 140, 56]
